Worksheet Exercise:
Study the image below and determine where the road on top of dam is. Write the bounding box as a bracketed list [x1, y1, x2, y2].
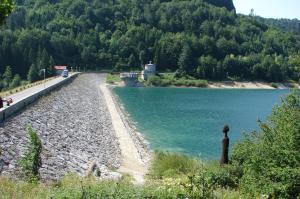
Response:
[0, 73, 121, 180]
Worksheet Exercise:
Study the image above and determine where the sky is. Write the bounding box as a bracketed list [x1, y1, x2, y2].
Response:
[233, 0, 300, 19]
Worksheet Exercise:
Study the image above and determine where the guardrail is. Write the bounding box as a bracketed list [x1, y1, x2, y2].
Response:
[0, 73, 80, 123]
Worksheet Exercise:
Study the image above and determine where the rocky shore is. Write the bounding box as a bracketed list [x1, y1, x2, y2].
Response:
[109, 86, 151, 166]
[100, 84, 151, 184]
[0, 74, 121, 181]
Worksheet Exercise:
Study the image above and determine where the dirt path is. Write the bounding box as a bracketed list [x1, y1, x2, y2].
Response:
[100, 83, 148, 184]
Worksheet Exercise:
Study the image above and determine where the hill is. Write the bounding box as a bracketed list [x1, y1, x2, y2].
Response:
[255, 16, 300, 34]
[0, 0, 300, 84]
[204, 0, 235, 11]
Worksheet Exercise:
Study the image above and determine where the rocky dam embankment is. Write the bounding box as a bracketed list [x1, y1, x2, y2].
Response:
[0, 74, 121, 181]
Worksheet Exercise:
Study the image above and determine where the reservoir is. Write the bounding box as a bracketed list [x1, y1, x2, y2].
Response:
[113, 87, 289, 159]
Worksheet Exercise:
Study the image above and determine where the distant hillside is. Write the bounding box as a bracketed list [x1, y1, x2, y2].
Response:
[255, 17, 300, 34]
[0, 0, 299, 84]
[204, 0, 235, 11]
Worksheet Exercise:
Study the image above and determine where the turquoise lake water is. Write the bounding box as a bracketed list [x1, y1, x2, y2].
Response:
[113, 88, 289, 159]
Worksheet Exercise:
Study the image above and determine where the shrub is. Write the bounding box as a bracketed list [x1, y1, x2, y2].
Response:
[173, 78, 186, 86]
[146, 75, 162, 86]
[106, 73, 121, 84]
[1, 150, 242, 198]
[146, 73, 208, 88]
[149, 151, 199, 179]
[160, 79, 172, 86]
[27, 64, 40, 83]
[18, 125, 42, 183]
[182, 167, 216, 198]
[231, 91, 300, 198]
[9, 74, 21, 89]
[204, 162, 242, 189]
[194, 80, 208, 87]
[270, 82, 279, 88]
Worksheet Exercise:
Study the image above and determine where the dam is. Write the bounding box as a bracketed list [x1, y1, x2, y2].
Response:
[0, 74, 121, 180]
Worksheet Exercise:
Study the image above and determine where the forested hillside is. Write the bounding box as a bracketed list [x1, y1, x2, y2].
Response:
[1, 0, 300, 87]
[256, 17, 300, 34]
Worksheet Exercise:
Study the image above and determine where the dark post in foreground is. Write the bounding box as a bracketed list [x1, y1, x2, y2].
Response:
[220, 125, 230, 164]
[0, 97, 3, 108]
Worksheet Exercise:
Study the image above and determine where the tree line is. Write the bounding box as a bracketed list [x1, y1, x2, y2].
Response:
[256, 16, 300, 34]
[0, 0, 300, 89]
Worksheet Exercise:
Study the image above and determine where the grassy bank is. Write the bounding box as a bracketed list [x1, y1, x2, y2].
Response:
[145, 73, 208, 87]
[106, 74, 122, 85]
[0, 152, 240, 199]
[106, 72, 208, 87]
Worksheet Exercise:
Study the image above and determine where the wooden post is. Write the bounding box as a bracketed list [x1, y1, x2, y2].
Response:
[0, 97, 3, 109]
[220, 125, 230, 164]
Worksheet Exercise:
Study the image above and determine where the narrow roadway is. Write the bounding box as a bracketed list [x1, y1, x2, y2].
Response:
[0, 73, 78, 111]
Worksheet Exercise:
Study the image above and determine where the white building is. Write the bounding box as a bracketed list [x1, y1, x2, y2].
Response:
[141, 61, 156, 80]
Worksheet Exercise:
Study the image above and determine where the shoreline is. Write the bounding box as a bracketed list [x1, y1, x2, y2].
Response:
[207, 81, 299, 89]
[100, 84, 152, 184]
[114, 76, 299, 89]
[110, 86, 152, 164]
[115, 82, 299, 89]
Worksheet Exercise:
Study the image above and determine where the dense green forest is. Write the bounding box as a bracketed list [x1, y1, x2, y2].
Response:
[1, 0, 300, 89]
[256, 17, 300, 34]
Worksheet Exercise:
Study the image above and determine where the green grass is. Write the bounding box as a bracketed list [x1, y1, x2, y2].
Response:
[270, 82, 279, 88]
[0, 175, 142, 199]
[148, 151, 200, 179]
[146, 73, 208, 88]
[0, 152, 240, 199]
[106, 73, 121, 84]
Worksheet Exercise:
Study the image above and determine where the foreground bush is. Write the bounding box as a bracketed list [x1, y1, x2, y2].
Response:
[148, 152, 240, 198]
[18, 125, 42, 183]
[0, 174, 239, 199]
[149, 151, 199, 179]
[232, 91, 300, 198]
[1, 151, 240, 199]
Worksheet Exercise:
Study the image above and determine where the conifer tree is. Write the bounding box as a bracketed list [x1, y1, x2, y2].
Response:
[128, 54, 136, 70]
[9, 74, 21, 88]
[48, 56, 55, 76]
[27, 64, 39, 83]
[177, 45, 193, 76]
[3, 66, 12, 88]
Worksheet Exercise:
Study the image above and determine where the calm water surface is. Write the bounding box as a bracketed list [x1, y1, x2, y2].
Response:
[113, 87, 289, 159]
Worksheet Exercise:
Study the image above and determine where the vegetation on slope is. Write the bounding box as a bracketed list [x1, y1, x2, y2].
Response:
[0, 151, 241, 199]
[231, 91, 300, 198]
[18, 125, 42, 183]
[1, 91, 299, 198]
[0, 0, 14, 24]
[0, 0, 300, 86]
[256, 16, 300, 34]
[0, 171, 240, 199]
[145, 73, 208, 87]
[106, 73, 121, 84]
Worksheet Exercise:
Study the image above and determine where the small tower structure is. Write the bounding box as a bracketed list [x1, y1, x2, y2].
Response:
[141, 61, 156, 80]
